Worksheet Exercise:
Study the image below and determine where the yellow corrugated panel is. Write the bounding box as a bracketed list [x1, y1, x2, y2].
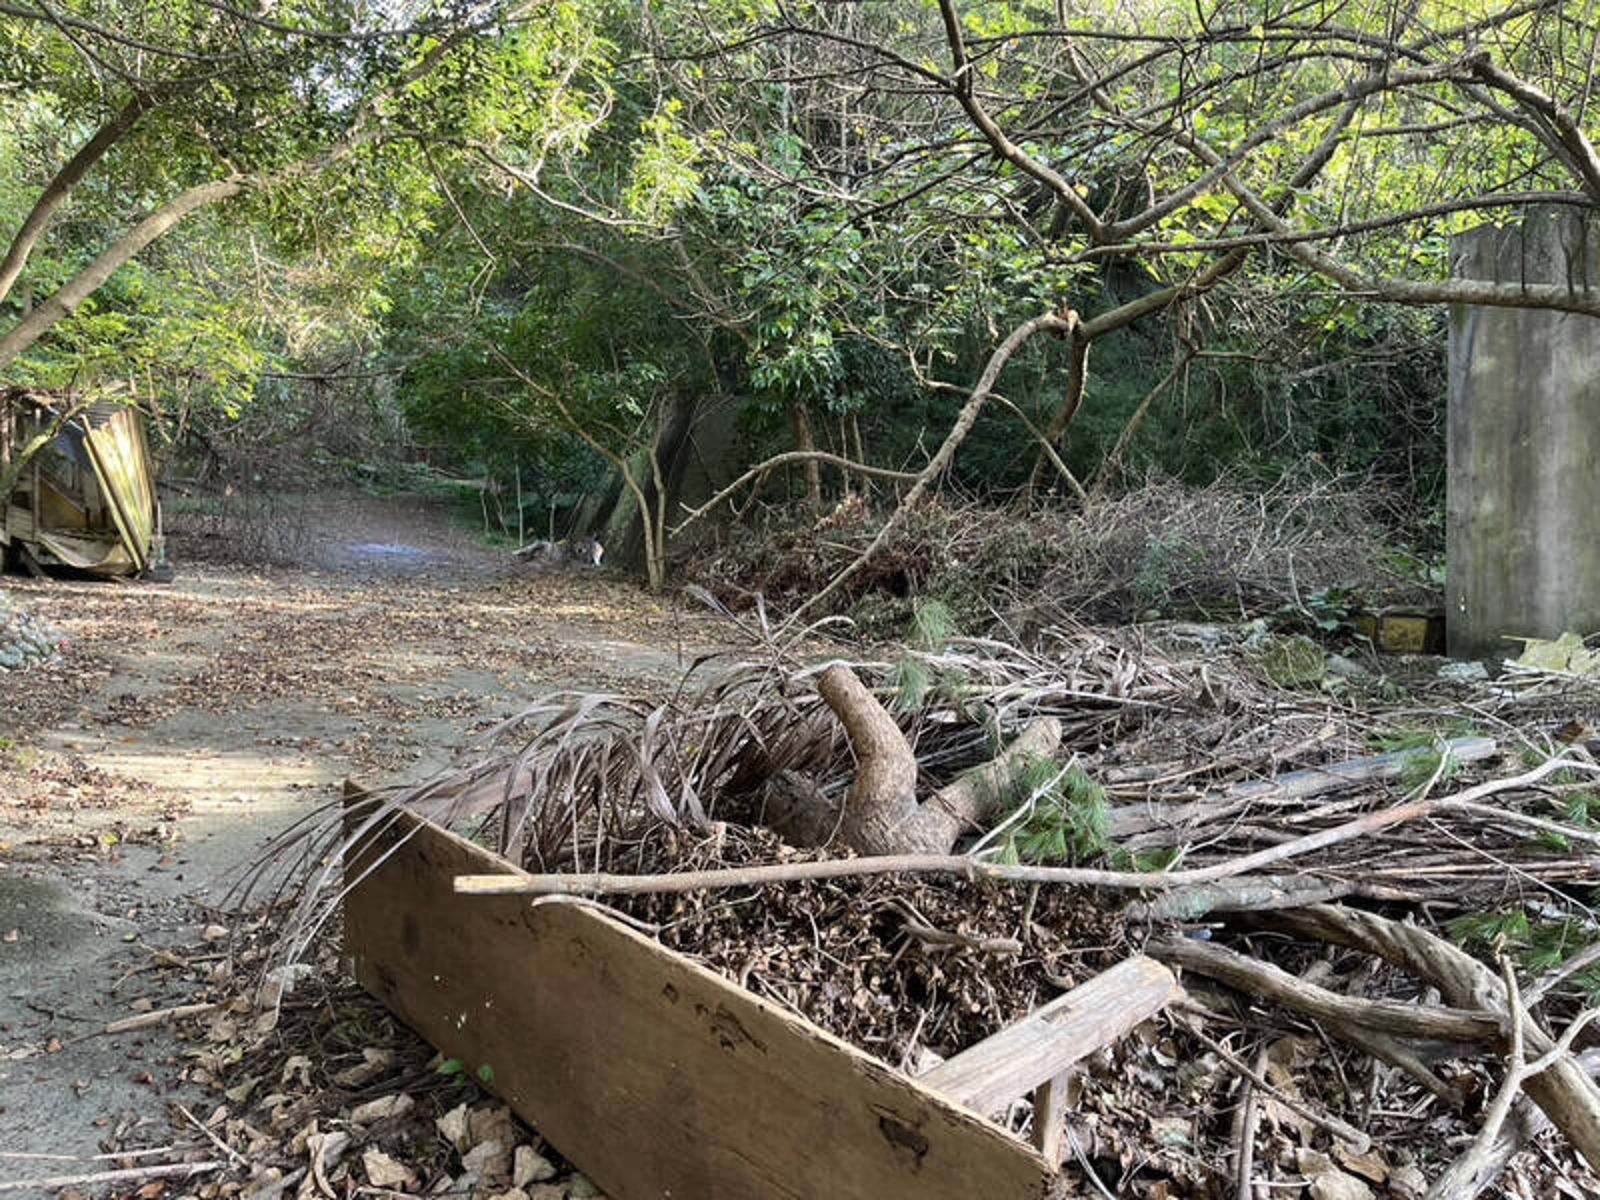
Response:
[81, 408, 156, 572]
[36, 529, 134, 573]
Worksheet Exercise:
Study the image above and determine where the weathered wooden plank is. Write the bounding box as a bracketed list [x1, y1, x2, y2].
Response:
[343, 796, 1061, 1200]
[1031, 1072, 1070, 1167]
[919, 956, 1180, 1118]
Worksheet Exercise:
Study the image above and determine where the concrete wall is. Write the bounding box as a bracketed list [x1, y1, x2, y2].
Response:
[1447, 207, 1600, 658]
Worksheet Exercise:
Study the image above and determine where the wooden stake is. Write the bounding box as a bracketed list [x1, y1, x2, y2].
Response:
[920, 956, 1180, 1117]
[1030, 1072, 1070, 1167]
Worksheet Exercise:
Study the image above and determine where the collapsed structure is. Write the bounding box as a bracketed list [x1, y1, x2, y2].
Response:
[0, 387, 161, 577]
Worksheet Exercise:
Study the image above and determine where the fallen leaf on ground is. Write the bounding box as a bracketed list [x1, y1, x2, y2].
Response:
[362, 1147, 415, 1188]
[437, 1102, 469, 1151]
[350, 1093, 413, 1124]
[513, 1146, 556, 1187]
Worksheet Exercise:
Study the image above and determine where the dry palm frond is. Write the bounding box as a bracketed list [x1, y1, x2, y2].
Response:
[226, 589, 1600, 1200]
[251, 614, 1595, 984]
[247, 625, 1286, 970]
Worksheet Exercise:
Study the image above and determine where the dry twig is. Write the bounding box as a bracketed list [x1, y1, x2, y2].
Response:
[0, 1160, 225, 1193]
[455, 754, 1591, 897]
[1426, 962, 1600, 1199]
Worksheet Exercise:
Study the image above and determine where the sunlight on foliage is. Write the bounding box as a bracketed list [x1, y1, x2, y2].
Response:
[624, 99, 702, 223]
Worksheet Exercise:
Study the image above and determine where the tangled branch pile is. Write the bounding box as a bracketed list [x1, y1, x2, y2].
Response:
[685, 477, 1432, 639]
[260, 617, 1600, 1197]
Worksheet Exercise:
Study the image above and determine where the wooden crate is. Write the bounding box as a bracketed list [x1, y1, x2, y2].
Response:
[343, 793, 1179, 1200]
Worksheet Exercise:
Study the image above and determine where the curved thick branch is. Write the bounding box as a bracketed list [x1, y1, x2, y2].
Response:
[1470, 58, 1600, 201]
[936, 0, 1107, 242]
[816, 664, 921, 854]
[1260, 905, 1600, 1174]
[0, 11, 485, 374]
[1211, 127, 1600, 316]
[1100, 55, 1483, 242]
[673, 451, 921, 533]
[0, 177, 244, 373]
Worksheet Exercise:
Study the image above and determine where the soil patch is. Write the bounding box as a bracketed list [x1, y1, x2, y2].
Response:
[0, 491, 716, 1188]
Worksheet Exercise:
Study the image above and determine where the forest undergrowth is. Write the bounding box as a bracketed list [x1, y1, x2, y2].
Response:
[684, 475, 1439, 643]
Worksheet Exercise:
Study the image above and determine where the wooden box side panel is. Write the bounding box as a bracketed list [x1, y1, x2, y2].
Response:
[343, 805, 1059, 1200]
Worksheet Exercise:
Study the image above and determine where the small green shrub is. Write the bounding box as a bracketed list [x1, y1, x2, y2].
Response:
[1131, 531, 1203, 612]
[889, 599, 969, 712]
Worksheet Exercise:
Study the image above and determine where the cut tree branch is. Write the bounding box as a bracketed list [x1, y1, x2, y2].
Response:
[1257, 905, 1600, 1173]
[455, 755, 1596, 897]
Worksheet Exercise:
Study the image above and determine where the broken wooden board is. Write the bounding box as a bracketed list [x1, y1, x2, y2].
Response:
[342, 793, 1063, 1200]
[918, 956, 1180, 1118]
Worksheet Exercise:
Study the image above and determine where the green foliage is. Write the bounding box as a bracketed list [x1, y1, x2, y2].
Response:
[998, 762, 1112, 866]
[907, 599, 956, 651]
[1449, 909, 1600, 1002]
[890, 599, 964, 712]
[1400, 748, 1459, 792]
[1505, 753, 1597, 852]
[888, 657, 933, 712]
[5, 0, 1583, 565]
[1276, 586, 1360, 637]
[1377, 730, 1441, 753]
[0, 0, 636, 484]
[1113, 845, 1182, 873]
[1132, 532, 1203, 613]
[1372, 730, 1464, 792]
[624, 99, 703, 222]
[1562, 789, 1599, 827]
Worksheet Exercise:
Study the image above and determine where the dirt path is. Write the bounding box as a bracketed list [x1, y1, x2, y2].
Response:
[0, 493, 717, 1183]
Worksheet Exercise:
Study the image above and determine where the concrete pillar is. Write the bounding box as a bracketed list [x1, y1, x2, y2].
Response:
[1447, 206, 1600, 658]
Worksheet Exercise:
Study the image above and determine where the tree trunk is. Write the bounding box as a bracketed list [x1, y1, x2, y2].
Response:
[816, 665, 920, 853]
[789, 403, 823, 509]
[644, 416, 670, 592]
[1025, 332, 1090, 497]
[815, 664, 1063, 855]
[0, 94, 154, 309]
[0, 178, 245, 374]
[0, 23, 468, 376]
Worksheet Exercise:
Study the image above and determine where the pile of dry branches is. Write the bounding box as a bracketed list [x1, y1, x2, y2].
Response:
[262, 621, 1600, 1197]
[684, 478, 1431, 638]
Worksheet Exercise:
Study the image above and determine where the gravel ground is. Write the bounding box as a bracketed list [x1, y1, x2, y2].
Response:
[0, 491, 717, 1196]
